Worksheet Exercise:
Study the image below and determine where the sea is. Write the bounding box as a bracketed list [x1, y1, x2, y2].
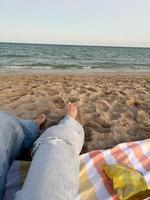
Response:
[0, 42, 150, 73]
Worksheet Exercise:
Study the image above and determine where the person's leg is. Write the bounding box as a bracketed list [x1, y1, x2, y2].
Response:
[15, 103, 84, 200]
[18, 114, 46, 153]
[58, 103, 84, 153]
[0, 112, 24, 200]
[0, 112, 46, 199]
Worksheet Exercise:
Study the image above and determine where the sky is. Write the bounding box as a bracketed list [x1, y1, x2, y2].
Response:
[0, 0, 150, 47]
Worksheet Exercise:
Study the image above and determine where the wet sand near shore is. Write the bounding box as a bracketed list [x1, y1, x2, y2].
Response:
[0, 72, 150, 153]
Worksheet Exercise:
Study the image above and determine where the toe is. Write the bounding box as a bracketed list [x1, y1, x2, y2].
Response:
[72, 103, 76, 110]
[67, 102, 71, 109]
[70, 103, 73, 109]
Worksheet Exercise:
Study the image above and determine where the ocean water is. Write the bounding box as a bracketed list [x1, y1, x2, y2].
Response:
[0, 42, 150, 72]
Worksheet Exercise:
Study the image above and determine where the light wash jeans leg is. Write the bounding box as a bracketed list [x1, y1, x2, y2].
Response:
[0, 112, 24, 200]
[15, 116, 84, 200]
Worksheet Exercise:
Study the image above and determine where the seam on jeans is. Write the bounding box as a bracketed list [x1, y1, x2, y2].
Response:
[31, 141, 42, 157]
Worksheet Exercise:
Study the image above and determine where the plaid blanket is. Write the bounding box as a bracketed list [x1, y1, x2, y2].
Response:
[4, 139, 150, 200]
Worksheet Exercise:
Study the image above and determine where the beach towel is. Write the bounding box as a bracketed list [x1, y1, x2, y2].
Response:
[4, 139, 150, 200]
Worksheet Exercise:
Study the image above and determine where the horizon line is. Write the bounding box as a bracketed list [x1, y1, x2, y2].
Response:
[0, 41, 150, 49]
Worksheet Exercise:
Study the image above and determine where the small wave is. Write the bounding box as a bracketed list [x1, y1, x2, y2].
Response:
[0, 65, 53, 70]
[51, 64, 81, 69]
[29, 63, 51, 67]
[0, 65, 30, 69]
[82, 66, 92, 69]
[0, 63, 150, 72]
[32, 66, 53, 69]
[1, 54, 30, 58]
[132, 65, 150, 70]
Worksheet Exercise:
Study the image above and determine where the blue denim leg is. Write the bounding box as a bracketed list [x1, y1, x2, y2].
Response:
[18, 119, 39, 152]
[15, 116, 84, 200]
[0, 112, 39, 200]
[0, 112, 24, 200]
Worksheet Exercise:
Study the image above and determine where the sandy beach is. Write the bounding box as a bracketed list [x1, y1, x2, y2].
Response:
[0, 72, 150, 153]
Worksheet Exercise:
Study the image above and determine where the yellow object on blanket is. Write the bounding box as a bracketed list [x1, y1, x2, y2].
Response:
[103, 164, 149, 200]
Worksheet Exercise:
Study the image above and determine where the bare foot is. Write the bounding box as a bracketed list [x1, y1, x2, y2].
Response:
[66, 102, 77, 119]
[34, 114, 46, 127]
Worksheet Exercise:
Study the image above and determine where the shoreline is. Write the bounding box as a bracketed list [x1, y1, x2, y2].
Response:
[0, 68, 150, 76]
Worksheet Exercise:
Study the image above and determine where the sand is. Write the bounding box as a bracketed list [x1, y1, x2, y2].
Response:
[0, 72, 150, 153]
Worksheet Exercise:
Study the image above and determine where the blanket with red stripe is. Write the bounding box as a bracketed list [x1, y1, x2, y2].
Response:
[4, 139, 150, 200]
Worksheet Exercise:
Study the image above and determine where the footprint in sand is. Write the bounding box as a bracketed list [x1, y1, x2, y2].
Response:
[48, 89, 59, 96]
[69, 97, 80, 103]
[99, 118, 112, 129]
[136, 110, 150, 127]
[95, 100, 111, 112]
[128, 126, 150, 140]
[127, 97, 141, 109]
[53, 98, 65, 109]
[83, 126, 93, 142]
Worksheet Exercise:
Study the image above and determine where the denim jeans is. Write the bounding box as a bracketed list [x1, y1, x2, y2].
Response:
[0, 112, 38, 200]
[15, 116, 84, 200]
